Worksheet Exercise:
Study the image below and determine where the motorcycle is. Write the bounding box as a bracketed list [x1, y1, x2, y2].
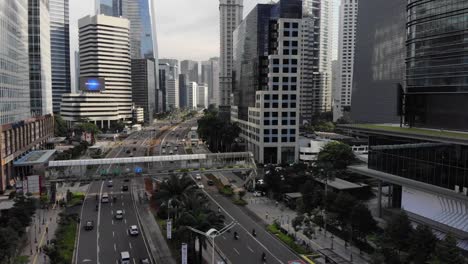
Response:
[252, 229, 257, 237]
[233, 231, 239, 240]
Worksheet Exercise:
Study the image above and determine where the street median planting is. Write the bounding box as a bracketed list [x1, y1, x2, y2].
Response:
[267, 222, 308, 254]
[44, 213, 79, 264]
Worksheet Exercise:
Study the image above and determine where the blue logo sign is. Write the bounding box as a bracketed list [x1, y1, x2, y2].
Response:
[134, 167, 143, 174]
[85, 79, 101, 91]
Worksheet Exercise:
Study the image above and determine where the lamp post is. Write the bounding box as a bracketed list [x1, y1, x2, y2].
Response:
[187, 221, 236, 264]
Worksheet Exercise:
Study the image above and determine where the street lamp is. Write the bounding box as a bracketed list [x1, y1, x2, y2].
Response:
[186, 221, 236, 264]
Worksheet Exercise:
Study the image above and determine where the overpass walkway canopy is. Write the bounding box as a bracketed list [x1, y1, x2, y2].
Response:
[48, 152, 254, 168]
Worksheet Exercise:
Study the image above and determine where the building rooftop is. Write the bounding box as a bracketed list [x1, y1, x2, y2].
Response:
[339, 124, 468, 145]
[13, 150, 56, 167]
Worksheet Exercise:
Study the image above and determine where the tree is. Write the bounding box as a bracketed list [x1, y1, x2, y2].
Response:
[430, 233, 466, 264]
[54, 115, 68, 137]
[408, 225, 437, 264]
[383, 211, 412, 253]
[331, 192, 356, 228]
[317, 141, 356, 171]
[299, 180, 318, 213]
[349, 203, 377, 241]
[176, 193, 225, 264]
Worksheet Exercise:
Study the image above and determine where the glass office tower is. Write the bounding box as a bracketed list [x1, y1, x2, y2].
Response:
[0, 0, 30, 124]
[49, 0, 71, 114]
[405, 0, 468, 130]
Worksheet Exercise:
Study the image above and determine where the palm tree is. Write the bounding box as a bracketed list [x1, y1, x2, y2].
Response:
[176, 193, 225, 264]
[153, 174, 197, 220]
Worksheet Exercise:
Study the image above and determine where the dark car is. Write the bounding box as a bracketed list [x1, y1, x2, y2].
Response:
[207, 180, 214, 186]
[84, 220, 94, 230]
[123, 178, 130, 182]
[125, 149, 131, 154]
[122, 185, 129, 191]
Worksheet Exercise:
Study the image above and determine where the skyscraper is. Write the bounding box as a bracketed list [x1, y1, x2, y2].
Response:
[28, 0, 53, 116]
[0, 0, 30, 124]
[219, 0, 243, 110]
[180, 60, 199, 84]
[232, 0, 302, 164]
[49, 0, 71, 114]
[405, 0, 468, 130]
[132, 59, 156, 124]
[350, 0, 406, 123]
[61, 15, 132, 128]
[179, 74, 189, 109]
[201, 57, 220, 107]
[333, 0, 358, 121]
[159, 62, 179, 110]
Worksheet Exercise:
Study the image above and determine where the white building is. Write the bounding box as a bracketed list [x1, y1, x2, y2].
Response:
[197, 84, 209, 109]
[299, 136, 330, 163]
[187, 82, 198, 110]
[159, 62, 179, 110]
[232, 1, 302, 164]
[333, 0, 358, 121]
[60, 15, 132, 129]
[219, 0, 243, 110]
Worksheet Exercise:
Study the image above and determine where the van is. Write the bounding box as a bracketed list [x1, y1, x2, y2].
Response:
[101, 193, 109, 203]
[120, 251, 130, 264]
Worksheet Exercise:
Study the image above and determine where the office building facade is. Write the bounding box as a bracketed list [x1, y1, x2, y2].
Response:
[180, 60, 199, 84]
[0, 0, 31, 125]
[201, 57, 220, 107]
[29, 0, 53, 116]
[350, 0, 406, 123]
[159, 62, 179, 110]
[232, 0, 302, 164]
[131, 59, 156, 124]
[197, 85, 209, 109]
[187, 82, 198, 110]
[405, 0, 468, 130]
[333, 0, 358, 121]
[61, 15, 132, 128]
[219, 0, 243, 110]
[179, 74, 189, 109]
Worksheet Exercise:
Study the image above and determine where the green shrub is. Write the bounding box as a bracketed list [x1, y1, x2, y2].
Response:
[267, 224, 309, 254]
[233, 199, 247, 206]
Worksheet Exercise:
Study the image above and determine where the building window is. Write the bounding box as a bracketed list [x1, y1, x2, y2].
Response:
[273, 77, 279, 82]
[282, 77, 289, 82]
[273, 67, 279, 73]
[264, 120, 270, 126]
[290, 137, 296, 142]
[272, 94, 279, 100]
[264, 94, 270, 100]
[284, 22, 290, 28]
[292, 23, 298, 28]
[264, 137, 270, 143]
[264, 129, 270, 135]
[264, 103, 270, 108]
[273, 59, 280, 64]
[272, 137, 278, 143]
[284, 31, 290, 37]
[273, 85, 279, 90]
[264, 112, 270, 117]
[291, 49, 298, 55]
[282, 137, 288, 143]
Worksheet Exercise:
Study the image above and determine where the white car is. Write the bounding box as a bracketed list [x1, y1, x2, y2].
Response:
[197, 183, 204, 189]
[253, 191, 263, 197]
[195, 174, 202, 180]
[115, 210, 123, 220]
[257, 179, 265, 185]
[129, 225, 139, 236]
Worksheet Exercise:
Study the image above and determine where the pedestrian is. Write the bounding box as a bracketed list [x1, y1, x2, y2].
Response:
[275, 201, 279, 207]
[265, 213, 269, 220]
[46, 227, 48, 234]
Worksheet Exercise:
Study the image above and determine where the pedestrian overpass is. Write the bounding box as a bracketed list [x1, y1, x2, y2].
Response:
[46, 152, 257, 183]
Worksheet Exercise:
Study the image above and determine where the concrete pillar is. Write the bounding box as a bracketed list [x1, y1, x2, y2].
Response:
[378, 180, 382, 218]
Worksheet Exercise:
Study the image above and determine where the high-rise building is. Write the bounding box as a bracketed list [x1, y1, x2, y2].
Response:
[333, 0, 358, 121]
[159, 59, 178, 112]
[317, 0, 333, 113]
[405, 0, 468, 130]
[232, 0, 302, 164]
[28, 0, 53, 116]
[179, 74, 189, 109]
[61, 15, 132, 128]
[219, 0, 243, 110]
[187, 82, 198, 110]
[350, 0, 405, 123]
[49, 0, 71, 114]
[201, 61, 211, 85]
[131, 59, 156, 124]
[201, 57, 220, 107]
[197, 84, 209, 109]
[159, 62, 179, 110]
[97, 0, 122, 18]
[0, 0, 31, 125]
[180, 60, 199, 84]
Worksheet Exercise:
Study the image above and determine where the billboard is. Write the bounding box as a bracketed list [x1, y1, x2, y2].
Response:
[80, 77, 105, 92]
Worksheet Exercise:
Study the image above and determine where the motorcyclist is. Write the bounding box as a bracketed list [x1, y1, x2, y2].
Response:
[252, 229, 257, 237]
[261, 252, 266, 262]
[233, 231, 238, 240]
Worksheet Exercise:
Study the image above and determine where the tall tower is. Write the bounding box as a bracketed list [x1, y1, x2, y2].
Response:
[49, 0, 71, 114]
[219, 0, 243, 112]
[0, 0, 30, 124]
[28, 0, 53, 116]
[333, 0, 358, 121]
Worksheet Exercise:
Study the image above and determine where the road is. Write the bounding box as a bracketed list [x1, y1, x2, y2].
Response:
[159, 121, 302, 264]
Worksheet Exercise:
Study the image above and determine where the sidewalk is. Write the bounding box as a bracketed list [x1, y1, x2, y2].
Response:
[21, 206, 62, 264]
[131, 179, 176, 264]
[245, 195, 371, 264]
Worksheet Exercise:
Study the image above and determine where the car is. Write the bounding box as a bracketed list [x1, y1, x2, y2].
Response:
[121, 251, 130, 264]
[257, 179, 265, 185]
[207, 180, 214, 186]
[107, 180, 113, 187]
[123, 178, 130, 182]
[197, 183, 204, 189]
[253, 191, 263, 197]
[122, 185, 129, 191]
[129, 225, 139, 236]
[115, 210, 123, 219]
[140, 258, 150, 264]
[195, 174, 202, 180]
[84, 220, 94, 230]
[133, 147, 137, 151]
[101, 193, 109, 203]
[125, 149, 131, 154]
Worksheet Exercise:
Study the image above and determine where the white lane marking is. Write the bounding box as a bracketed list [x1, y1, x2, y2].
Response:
[129, 242, 132, 249]
[234, 248, 240, 255]
[74, 180, 93, 264]
[111, 210, 113, 215]
[97, 181, 104, 264]
[247, 245, 254, 253]
[222, 236, 226, 240]
[112, 231, 115, 238]
[112, 220, 114, 225]
[114, 243, 116, 252]
[202, 189, 286, 264]
[133, 258, 136, 264]
[124, 219, 127, 224]
[122, 202, 124, 206]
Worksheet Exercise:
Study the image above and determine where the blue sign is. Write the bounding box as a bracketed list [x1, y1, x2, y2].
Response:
[134, 167, 143, 174]
[86, 79, 101, 91]
[80, 77, 105, 92]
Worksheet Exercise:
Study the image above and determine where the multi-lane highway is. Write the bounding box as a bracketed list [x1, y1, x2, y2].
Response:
[75, 179, 150, 264]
